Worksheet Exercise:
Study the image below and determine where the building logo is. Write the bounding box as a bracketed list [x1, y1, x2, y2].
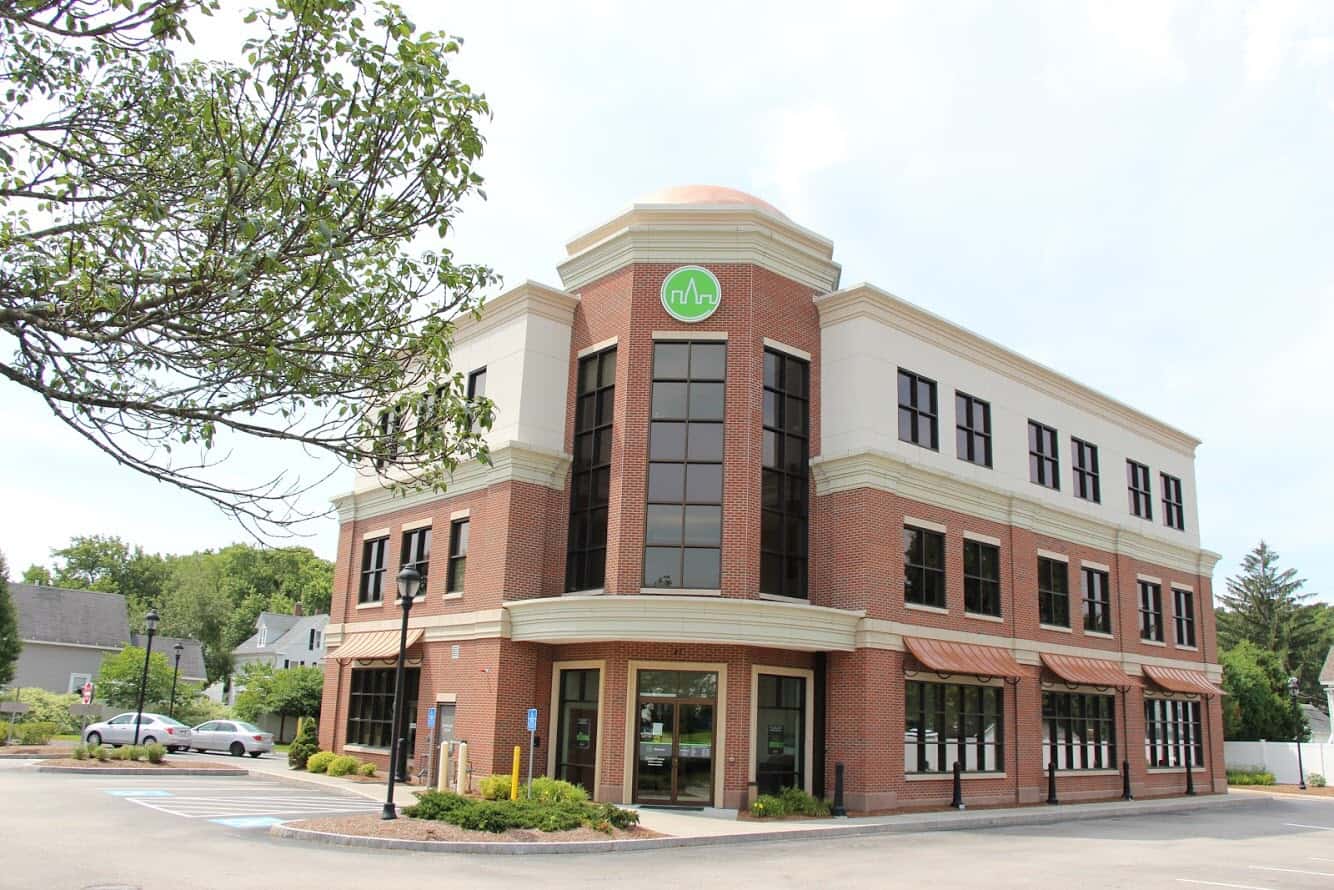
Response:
[660, 266, 721, 323]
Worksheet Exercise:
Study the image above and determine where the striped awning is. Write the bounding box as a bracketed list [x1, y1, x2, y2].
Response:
[327, 628, 423, 662]
[1142, 664, 1225, 697]
[904, 637, 1024, 679]
[1041, 653, 1135, 690]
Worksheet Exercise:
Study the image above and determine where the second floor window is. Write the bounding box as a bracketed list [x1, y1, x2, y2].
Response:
[1071, 438, 1100, 503]
[1139, 580, 1163, 642]
[963, 539, 1001, 617]
[1038, 557, 1069, 627]
[1173, 588, 1196, 647]
[761, 349, 809, 599]
[567, 347, 616, 591]
[903, 525, 945, 608]
[1161, 473, 1185, 530]
[1028, 421, 1059, 489]
[955, 392, 991, 467]
[373, 407, 400, 471]
[1127, 460, 1153, 520]
[359, 537, 387, 603]
[898, 369, 938, 450]
[401, 527, 430, 592]
[1082, 566, 1111, 634]
[447, 518, 469, 593]
[465, 366, 487, 430]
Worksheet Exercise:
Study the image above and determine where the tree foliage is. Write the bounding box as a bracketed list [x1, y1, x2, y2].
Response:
[95, 644, 200, 710]
[1, 0, 497, 535]
[20, 564, 51, 585]
[1216, 541, 1331, 698]
[0, 552, 20, 688]
[1221, 641, 1307, 741]
[233, 661, 322, 722]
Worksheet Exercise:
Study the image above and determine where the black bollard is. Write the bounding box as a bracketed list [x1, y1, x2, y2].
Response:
[950, 760, 964, 810]
[1046, 760, 1058, 805]
[1121, 759, 1133, 801]
[1185, 757, 1195, 796]
[832, 762, 847, 817]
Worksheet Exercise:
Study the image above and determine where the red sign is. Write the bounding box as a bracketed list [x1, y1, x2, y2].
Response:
[81, 682, 93, 705]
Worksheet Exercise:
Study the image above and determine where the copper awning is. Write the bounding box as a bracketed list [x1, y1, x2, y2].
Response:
[327, 628, 423, 662]
[1142, 664, 1225, 696]
[904, 637, 1024, 679]
[1040, 653, 1135, 690]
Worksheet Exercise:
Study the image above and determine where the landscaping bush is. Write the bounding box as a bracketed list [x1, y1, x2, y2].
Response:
[357, 761, 376, 777]
[401, 790, 637, 834]
[327, 755, 360, 777]
[525, 776, 589, 804]
[403, 790, 471, 821]
[13, 722, 59, 745]
[3, 690, 81, 734]
[144, 743, 167, 764]
[306, 751, 336, 774]
[750, 787, 832, 818]
[1309, 773, 1327, 788]
[92, 745, 110, 762]
[287, 718, 319, 770]
[1226, 767, 1276, 786]
[480, 773, 512, 800]
[71, 743, 89, 761]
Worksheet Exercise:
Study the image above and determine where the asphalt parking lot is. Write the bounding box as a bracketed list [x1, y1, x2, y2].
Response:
[3, 759, 1334, 890]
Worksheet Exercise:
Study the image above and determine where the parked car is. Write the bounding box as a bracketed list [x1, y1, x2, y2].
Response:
[190, 720, 274, 757]
[83, 713, 194, 752]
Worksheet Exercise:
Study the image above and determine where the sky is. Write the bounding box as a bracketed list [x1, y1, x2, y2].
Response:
[1, 1, 1331, 603]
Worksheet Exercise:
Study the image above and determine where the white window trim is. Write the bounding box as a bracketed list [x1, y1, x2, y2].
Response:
[905, 602, 950, 616]
[401, 517, 433, 532]
[640, 587, 721, 597]
[963, 531, 1001, 546]
[547, 659, 607, 799]
[761, 337, 811, 361]
[449, 508, 471, 521]
[1037, 549, 1069, 563]
[362, 528, 391, 541]
[1040, 623, 1073, 634]
[965, 611, 1005, 623]
[904, 516, 947, 534]
[1137, 573, 1162, 584]
[577, 336, 618, 358]
[748, 665, 816, 797]
[1081, 560, 1111, 573]
[651, 330, 728, 341]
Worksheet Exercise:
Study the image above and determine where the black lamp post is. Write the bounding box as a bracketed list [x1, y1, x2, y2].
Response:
[132, 609, 159, 746]
[1288, 676, 1307, 791]
[169, 642, 184, 719]
[382, 565, 421, 820]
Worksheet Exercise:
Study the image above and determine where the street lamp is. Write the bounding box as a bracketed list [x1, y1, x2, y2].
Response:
[169, 642, 184, 719]
[1288, 676, 1307, 791]
[382, 565, 421, 820]
[133, 609, 159, 746]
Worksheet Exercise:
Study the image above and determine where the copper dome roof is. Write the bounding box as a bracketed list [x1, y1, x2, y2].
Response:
[637, 185, 789, 221]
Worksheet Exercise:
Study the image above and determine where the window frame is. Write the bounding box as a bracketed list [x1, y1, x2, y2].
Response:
[962, 538, 1001, 617]
[1042, 691, 1118, 771]
[904, 680, 1004, 774]
[447, 517, 469, 594]
[1144, 698, 1203, 768]
[955, 391, 992, 468]
[1071, 437, 1101, 503]
[358, 536, 387, 603]
[1161, 473, 1185, 530]
[903, 525, 946, 609]
[1138, 580, 1164, 642]
[1037, 556, 1070, 628]
[1127, 460, 1153, 520]
[1081, 566, 1112, 635]
[897, 368, 939, 451]
[1028, 420, 1060, 490]
[400, 526, 431, 593]
[566, 346, 616, 592]
[1172, 587, 1196, 648]
[760, 348, 809, 599]
[346, 667, 420, 750]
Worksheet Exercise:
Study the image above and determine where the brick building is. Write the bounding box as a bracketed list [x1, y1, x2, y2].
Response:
[318, 185, 1224, 812]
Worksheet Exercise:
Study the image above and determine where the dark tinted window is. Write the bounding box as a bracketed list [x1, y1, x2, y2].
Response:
[904, 526, 945, 608]
[1028, 421, 1059, 489]
[1072, 438, 1100, 503]
[761, 348, 809, 599]
[898, 369, 938, 450]
[955, 392, 992, 467]
[567, 347, 616, 591]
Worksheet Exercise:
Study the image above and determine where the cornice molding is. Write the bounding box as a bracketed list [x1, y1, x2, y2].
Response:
[557, 206, 842, 293]
[505, 595, 865, 652]
[811, 449, 1222, 577]
[453, 280, 578, 348]
[333, 441, 571, 522]
[815, 284, 1201, 456]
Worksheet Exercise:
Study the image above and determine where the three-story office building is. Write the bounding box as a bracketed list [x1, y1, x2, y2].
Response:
[319, 185, 1223, 812]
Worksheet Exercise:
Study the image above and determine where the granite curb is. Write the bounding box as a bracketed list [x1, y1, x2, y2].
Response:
[269, 792, 1248, 855]
[35, 765, 249, 776]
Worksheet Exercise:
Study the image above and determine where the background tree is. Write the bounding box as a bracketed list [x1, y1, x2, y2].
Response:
[1, 0, 497, 537]
[1216, 541, 1330, 697]
[95, 646, 179, 709]
[1220, 641, 1306, 741]
[20, 565, 51, 585]
[287, 717, 319, 769]
[235, 662, 322, 739]
[0, 552, 20, 688]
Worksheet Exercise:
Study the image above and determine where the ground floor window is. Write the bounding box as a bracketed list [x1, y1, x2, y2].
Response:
[1144, 698, 1203, 768]
[904, 681, 1003, 773]
[346, 666, 420, 749]
[756, 673, 805, 794]
[1041, 691, 1117, 770]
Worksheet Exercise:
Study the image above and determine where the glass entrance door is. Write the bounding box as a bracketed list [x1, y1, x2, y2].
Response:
[634, 670, 717, 805]
[554, 668, 600, 793]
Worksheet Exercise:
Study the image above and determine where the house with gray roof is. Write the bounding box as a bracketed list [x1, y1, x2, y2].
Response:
[129, 634, 207, 685]
[231, 610, 328, 673]
[8, 583, 130, 694]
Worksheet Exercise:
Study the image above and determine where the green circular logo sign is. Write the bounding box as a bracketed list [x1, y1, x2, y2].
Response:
[660, 265, 721, 323]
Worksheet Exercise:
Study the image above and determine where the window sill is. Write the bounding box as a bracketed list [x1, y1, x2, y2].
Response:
[1140, 639, 1167, 647]
[1056, 769, 1120, 777]
[1147, 767, 1192, 774]
[1083, 631, 1114, 639]
[1039, 624, 1073, 634]
[758, 592, 810, 604]
[905, 602, 949, 615]
[355, 601, 383, 610]
[564, 588, 606, 597]
[344, 744, 390, 754]
[904, 772, 1007, 782]
[641, 587, 721, 597]
[964, 612, 1004, 623]
[443, 591, 463, 601]
[1175, 644, 1198, 652]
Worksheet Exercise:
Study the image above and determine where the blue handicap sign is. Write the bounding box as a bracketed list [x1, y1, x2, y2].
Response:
[526, 707, 538, 733]
[427, 706, 436, 729]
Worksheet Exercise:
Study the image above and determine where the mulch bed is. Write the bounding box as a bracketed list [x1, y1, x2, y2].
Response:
[289, 813, 662, 843]
[0, 745, 72, 757]
[1239, 784, 1334, 798]
[40, 758, 243, 770]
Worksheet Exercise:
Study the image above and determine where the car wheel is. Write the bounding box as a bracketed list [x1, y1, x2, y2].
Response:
[86, 731, 102, 746]
[141, 736, 156, 745]
[194, 748, 207, 754]
[249, 752, 262, 758]
[230, 741, 245, 757]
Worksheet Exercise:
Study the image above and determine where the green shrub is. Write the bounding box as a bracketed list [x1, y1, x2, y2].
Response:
[402, 790, 637, 834]
[525, 776, 589, 804]
[327, 755, 359, 777]
[13, 722, 59, 745]
[590, 802, 639, 831]
[71, 743, 89, 761]
[403, 790, 471, 821]
[92, 745, 110, 762]
[144, 743, 167, 764]
[4, 690, 81, 734]
[778, 786, 831, 816]
[357, 761, 377, 777]
[1227, 767, 1276, 786]
[480, 773, 513, 800]
[306, 751, 336, 774]
[1309, 773, 1327, 788]
[287, 718, 320, 770]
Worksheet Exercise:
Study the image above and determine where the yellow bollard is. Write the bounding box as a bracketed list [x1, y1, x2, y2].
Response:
[511, 745, 521, 800]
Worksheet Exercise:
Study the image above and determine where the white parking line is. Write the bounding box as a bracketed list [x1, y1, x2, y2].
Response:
[1283, 822, 1333, 831]
[127, 795, 379, 819]
[1251, 865, 1334, 878]
[1175, 881, 1274, 890]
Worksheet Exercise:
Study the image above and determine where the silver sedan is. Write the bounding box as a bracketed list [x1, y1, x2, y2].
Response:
[190, 720, 274, 757]
[82, 713, 194, 752]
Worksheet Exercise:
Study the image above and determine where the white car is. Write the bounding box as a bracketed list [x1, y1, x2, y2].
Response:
[83, 712, 194, 752]
[190, 720, 274, 757]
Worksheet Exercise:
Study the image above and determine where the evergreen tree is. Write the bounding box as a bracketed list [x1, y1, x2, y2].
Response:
[0, 553, 21, 688]
[288, 718, 320, 770]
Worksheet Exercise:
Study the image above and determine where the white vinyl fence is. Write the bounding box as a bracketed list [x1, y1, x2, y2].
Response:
[1224, 740, 1334, 784]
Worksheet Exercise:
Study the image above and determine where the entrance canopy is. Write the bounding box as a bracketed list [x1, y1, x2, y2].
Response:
[1142, 664, 1225, 697]
[1040, 653, 1134, 690]
[904, 637, 1023, 679]
[327, 628, 423, 662]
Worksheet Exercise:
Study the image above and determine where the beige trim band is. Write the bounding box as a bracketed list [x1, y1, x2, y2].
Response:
[762, 337, 812, 361]
[904, 516, 947, 534]
[577, 336, 618, 358]
[963, 531, 1002, 546]
[362, 528, 390, 541]
[1037, 549, 1069, 563]
[400, 517, 432, 532]
[651, 330, 728, 341]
